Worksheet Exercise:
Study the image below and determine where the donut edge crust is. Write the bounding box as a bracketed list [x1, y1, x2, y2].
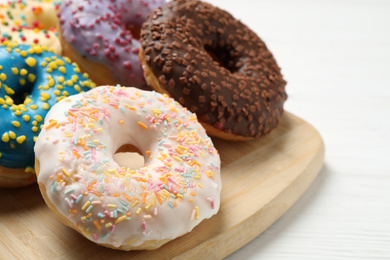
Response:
[58, 29, 120, 87]
[139, 46, 253, 141]
[35, 158, 173, 251]
[0, 165, 36, 188]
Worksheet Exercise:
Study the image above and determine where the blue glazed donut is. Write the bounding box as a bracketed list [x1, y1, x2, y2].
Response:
[0, 41, 96, 187]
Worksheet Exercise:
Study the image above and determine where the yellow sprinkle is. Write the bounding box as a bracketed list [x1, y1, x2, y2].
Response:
[10, 143, 16, 149]
[66, 80, 73, 87]
[145, 203, 152, 210]
[81, 201, 91, 211]
[25, 57, 37, 67]
[4, 85, 15, 95]
[23, 115, 30, 122]
[40, 92, 50, 100]
[0, 98, 4, 105]
[57, 76, 65, 83]
[62, 168, 70, 177]
[48, 61, 57, 69]
[2, 133, 9, 142]
[173, 155, 183, 162]
[42, 103, 49, 110]
[53, 90, 61, 96]
[29, 104, 38, 110]
[131, 200, 139, 208]
[74, 85, 81, 92]
[19, 79, 26, 85]
[25, 166, 34, 173]
[9, 131, 16, 139]
[136, 208, 142, 215]
[115, 215, 127, 224]
[16, 135, 26, 144]
[48, 79, 55, 87]
[71, 75, 79, 82]
[19, 51, 27, 57]
[56, 59, 65, 66]
[26, 74, 35, 83]
[11, 121, 20, 128]
[34, 115, 43, 122]
[5, 97, 14, 105]
[33, 136, 37, 142]
[24, 97, 32, 104]
[105, 223, 112, 228]
[55, 65, 65, 74]
[11, 67, 19, 75]
[195, 206, 199, 219]
[20, 69, 28, 76]
[32, 126, 38, 132]
[107, 204, 117, 208]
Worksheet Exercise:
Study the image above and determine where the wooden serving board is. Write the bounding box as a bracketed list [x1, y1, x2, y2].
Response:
[0, 112, 324, 259]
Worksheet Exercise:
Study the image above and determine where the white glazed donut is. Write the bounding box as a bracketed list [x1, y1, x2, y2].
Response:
[34, 85, 221, 250]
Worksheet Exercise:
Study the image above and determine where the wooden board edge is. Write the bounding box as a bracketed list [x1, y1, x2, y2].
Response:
[174, 125, 325, 259]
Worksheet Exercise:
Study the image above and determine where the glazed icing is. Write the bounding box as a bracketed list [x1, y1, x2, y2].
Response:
[59, 0, 165, 89]
[0, 0, 62, 54]
[0, 42, 95, 171]
[34, 86, 221, 248]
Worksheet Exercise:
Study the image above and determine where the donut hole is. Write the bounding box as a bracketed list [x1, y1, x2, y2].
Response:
[204, 44, 240, 74]
[12, 86, 34, 105]
[126, 25, 141, 40]
[114, 144, 145, 170]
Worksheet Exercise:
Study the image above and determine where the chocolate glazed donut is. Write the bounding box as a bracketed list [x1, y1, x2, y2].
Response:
[140, 0, 287, 140]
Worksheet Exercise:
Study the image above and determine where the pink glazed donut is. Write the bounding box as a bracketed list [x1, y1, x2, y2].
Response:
[58, 0, 165, 89]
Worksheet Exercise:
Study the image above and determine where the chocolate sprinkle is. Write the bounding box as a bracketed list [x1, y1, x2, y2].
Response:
[141, 0, 287, 138]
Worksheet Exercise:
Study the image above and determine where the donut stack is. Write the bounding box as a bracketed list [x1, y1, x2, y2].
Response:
[1, 0, 287, 252]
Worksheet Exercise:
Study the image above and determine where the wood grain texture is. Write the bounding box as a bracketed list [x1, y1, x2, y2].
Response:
[0, 112, 324, 259]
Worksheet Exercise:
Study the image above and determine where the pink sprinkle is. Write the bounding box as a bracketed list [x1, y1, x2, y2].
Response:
[190, 209, 195, 220]
[207, 197, 215, 209]
[174, 167, 184, 172]
[142, 220, 146, 231]
[65, 198, 73, 208]
[92, 233, 98, 241]
[110, 225, 115, 233]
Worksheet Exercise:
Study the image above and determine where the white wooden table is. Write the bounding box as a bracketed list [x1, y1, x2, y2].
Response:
[208, 0, 390, 259]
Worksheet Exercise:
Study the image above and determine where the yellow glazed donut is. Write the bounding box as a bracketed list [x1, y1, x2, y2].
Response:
[34, 85, 221, 250]
[0, 0, 62, 54]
